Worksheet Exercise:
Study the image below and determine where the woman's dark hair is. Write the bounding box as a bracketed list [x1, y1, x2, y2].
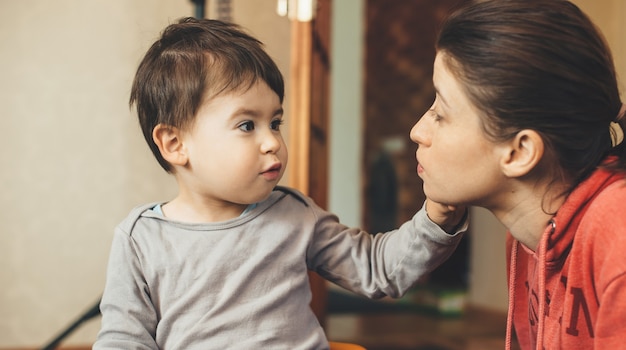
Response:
[130, 18, 285, 172]
[437, 0, 625, 187]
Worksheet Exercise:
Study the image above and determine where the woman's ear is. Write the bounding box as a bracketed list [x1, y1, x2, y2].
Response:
[152, 124, 188, 167]
[500, 129, 544, 178]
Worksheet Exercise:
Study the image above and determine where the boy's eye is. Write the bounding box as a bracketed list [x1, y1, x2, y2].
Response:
[271, 119, 283, 131]
[238, 121, 255, 132]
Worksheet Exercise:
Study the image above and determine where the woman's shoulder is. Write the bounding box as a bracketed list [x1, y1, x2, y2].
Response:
[587, 176, 626, 217]
[579, 177, 626, 248]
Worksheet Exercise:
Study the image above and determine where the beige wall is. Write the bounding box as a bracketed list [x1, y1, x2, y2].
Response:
[574, 0, 626, 97]
[0, 1, 289, 347]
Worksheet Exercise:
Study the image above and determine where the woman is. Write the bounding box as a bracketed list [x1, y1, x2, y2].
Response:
[410, 0, 626, 349]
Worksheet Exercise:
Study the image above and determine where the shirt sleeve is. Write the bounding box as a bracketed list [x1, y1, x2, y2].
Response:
[595, 273, 626, 347]
[589, 185, 626, 348]
[307, 200, 466, 299]
[93, 227, 159, 350]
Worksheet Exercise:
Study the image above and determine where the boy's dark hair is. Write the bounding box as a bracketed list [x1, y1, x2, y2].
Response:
[130, 18, 285, 172]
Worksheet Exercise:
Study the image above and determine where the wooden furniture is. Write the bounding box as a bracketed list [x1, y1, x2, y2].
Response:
[329, 341, 367, 350]
[286, 0, 332, 327]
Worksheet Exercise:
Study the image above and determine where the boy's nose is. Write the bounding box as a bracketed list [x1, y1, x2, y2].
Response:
[261, 133, 281, 154]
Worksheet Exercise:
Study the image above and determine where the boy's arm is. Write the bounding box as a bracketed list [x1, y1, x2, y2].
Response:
[308, 199, 467, 299]
[93, 229, 158, 350]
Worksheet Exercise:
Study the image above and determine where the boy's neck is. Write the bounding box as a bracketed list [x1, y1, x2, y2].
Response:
[162, 195, 249, 223]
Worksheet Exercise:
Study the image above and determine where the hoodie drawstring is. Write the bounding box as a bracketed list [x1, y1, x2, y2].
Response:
[534, 221, 555, 350]
[505, 241, 518, 350]
[506, 220, 554, 350]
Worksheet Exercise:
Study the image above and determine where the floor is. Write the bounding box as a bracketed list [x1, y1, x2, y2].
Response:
[324, 290, 520, 350]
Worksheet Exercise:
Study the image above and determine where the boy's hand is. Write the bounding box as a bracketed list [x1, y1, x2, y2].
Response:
[425, 198, 467, 233]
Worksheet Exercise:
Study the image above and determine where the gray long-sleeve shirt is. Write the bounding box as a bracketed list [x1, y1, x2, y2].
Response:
[94, 187, 465, 350]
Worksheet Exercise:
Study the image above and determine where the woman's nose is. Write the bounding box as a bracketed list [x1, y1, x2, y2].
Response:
[410, 113, 430, 146]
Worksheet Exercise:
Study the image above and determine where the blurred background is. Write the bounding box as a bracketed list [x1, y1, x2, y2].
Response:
[1, 0, 624, 349]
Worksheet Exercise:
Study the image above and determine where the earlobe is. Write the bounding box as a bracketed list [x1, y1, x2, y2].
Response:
[500, 130, 544, 178]
[152, 124, 188, 166]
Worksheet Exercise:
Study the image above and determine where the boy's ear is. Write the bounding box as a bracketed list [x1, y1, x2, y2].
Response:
[152, 124, 188, 167]
[500, 129, 544, 178]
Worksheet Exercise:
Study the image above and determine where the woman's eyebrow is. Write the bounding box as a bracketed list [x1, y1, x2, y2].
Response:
[434, 86, 449, 109]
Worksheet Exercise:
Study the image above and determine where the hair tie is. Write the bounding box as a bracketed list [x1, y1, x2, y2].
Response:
[617, 103, 626, 123]
[612, 103, 625, 147]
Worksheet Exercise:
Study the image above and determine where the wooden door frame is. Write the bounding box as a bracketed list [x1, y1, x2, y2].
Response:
[286, 0, 332, 328]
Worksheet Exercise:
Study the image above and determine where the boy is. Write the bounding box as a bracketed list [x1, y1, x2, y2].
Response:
[94, 18, 466, 349]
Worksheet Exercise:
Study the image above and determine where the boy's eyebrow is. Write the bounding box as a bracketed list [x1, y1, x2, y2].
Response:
[232, 107, 284, 118]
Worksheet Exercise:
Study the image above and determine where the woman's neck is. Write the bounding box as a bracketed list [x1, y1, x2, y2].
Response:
[491, 180, 568, 251]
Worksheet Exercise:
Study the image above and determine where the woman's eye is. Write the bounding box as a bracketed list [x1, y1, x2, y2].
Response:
[270, 119, 284, 131]
[429, 109, 443, 121]
[238, 121, 255, 132]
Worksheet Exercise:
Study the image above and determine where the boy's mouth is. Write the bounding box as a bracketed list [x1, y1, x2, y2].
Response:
[261, 163, 282, 180]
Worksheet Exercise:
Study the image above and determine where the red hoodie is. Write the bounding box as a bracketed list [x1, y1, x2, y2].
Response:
[505, 164, 626, 349]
